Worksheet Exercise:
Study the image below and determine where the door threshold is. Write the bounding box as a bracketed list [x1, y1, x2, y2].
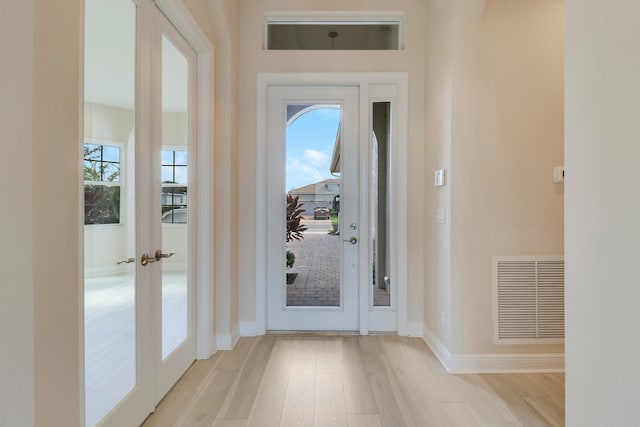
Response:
[266, 330, 360, 336]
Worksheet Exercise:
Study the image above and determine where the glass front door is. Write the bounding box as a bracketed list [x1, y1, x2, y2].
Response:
[267, 86, 359, 331]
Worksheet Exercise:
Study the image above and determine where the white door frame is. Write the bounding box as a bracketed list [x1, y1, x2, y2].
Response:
[255, 72, 409, 335]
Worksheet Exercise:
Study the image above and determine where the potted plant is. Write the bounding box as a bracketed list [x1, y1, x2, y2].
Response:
[286, 194, 307, 284]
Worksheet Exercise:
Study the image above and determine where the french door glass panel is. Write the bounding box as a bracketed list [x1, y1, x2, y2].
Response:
[267, 86, 359, 331]
[83, 0, 140, 426]
[160, 34, 190, 360]
[153, 14, 197, 401]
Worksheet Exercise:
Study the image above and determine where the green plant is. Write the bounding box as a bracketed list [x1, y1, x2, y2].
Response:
[328, 214, 339, 235]
[286, 250, 296, 269]
[286, 194, 307, 270]
[286, 194, 307, 242]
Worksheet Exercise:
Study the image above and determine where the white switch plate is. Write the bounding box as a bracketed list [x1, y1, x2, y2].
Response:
[436, 208, 446, 224]
[553, 167, 564, 183]
[434, 169, 445, 187]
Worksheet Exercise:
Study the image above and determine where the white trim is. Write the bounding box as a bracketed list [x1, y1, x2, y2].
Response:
[239, 322, 258, 336]
[155, 0, 215, 360]
[256, 72, 409, 336]
[422, 325, 453, 370]
[216, 324, 240, 350]
[264, 11, 406, 21]
[422, 324, 565, 374]
[407, 322, 424, 337]
[448, 353, 565, 374]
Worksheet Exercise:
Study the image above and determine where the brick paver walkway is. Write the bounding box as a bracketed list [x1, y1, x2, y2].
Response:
[286, 220, 390, 306]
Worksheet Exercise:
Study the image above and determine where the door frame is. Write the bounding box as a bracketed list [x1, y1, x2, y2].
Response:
[255, 72, 409, 335]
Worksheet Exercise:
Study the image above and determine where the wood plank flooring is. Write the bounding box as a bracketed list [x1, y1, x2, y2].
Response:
[142, 335, 564, 427]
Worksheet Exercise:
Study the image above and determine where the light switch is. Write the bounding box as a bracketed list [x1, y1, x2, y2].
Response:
[434, 169, 445, 187]
[436, 208, 446, 224]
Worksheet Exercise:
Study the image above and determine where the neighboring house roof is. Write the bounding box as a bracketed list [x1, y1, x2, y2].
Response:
[289, 178, 340, 195]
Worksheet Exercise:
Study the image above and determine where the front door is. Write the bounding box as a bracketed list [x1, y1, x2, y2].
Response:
[266, 86, 359, 331]
[83, 1, 196, 425]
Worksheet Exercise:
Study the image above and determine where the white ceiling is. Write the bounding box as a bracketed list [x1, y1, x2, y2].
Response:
[85, 0, 189, 112]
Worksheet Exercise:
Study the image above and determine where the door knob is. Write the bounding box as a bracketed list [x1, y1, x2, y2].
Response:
[343, 236, 358, 245]
[154, 250, 176, 261]
[140, 253, 156, 266]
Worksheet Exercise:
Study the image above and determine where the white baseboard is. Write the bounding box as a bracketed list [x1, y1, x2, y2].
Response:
[422, 324, 565, 374]
[239, 321, 258, 336]
[407, 322, 424, 337]
[422, 324, 453, 370]
[216, 324, 240, 350]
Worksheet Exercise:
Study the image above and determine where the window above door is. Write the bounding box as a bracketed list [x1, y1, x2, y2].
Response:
[264, 12, 403, 50]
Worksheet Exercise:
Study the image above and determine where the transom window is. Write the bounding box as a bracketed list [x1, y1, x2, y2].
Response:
[265, 14, 402, 50]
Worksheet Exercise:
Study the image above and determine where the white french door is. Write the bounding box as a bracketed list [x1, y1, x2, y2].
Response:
[266, 86, 360, 331]
[83, 1, 196, 426]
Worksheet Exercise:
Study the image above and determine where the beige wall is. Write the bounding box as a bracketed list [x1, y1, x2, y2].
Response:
[0, 1, 35, 425]
[424, 0, 456, 349]
[424, 0, 564, 356]
[236, 0, 427, 327]
[565, 1, 640, 425]
[33, 0, 83, 425]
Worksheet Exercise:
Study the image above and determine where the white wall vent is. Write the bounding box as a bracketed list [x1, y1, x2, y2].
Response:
[493, 256, 564, 344]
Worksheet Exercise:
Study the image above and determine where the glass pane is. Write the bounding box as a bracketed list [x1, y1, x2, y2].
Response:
[161, 35, 189, 359]
[83, 0, 136, 426]
[102, 145, 120, 162]
[162, 150, 174, 165]
[103, 162, 121, 182]
[267, 22, 400, 50]
[84, 143, 101, 160]
[372, 103, 391, 307]
[84, 185, 121, 225]
[285, 106, 341, 306]
[174, 150, 188, 165]
[162, 165, 174, 183]
[174, 166, 188, 184]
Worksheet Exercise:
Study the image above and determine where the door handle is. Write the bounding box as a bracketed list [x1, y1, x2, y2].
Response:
[140, 253, 156, 266]
[343, 237, 358, 245]
[117, 257, 135, 265]
[154, 250, 176, 261]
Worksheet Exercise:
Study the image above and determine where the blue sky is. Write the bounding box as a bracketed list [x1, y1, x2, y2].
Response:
[286, 107, 341, 191]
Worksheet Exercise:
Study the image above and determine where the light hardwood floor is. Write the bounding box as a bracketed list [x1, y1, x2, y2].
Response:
[142, 335, 565, 427]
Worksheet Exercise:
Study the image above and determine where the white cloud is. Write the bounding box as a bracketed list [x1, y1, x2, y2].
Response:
[287, 157, 331, 190]
[303, 149, 330, 168]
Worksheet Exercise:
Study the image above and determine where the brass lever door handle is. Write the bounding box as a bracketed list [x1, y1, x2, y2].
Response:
[140, 253, 156, 266]
[343, 237, 358, 245]
[117, 257, 135, 265]
[154, 250, 176, 261]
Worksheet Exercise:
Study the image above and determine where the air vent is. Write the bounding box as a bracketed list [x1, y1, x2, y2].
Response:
[493, 257, 564, 344]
